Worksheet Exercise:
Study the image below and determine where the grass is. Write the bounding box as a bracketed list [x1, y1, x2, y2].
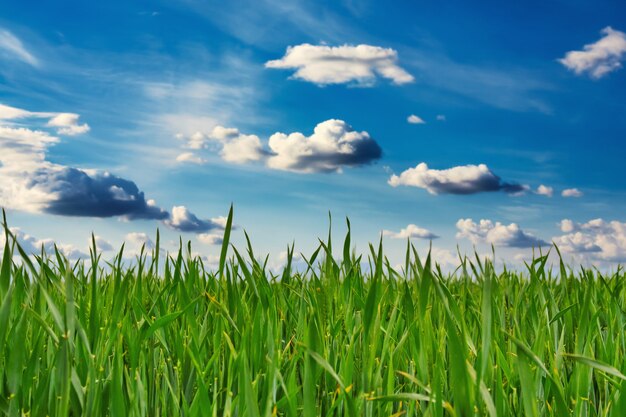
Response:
[1, 207, 626, 416]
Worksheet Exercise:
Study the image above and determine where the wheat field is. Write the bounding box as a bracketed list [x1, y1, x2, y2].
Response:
[1, 208, 625, 417]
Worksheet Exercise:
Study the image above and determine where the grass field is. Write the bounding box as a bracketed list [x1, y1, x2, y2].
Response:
[1, 208, 626, 417]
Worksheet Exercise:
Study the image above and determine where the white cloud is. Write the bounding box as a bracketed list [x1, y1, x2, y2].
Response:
[0, 103, 167, 220]
[267, 119, 382, 173]
[0, 104, 90, 136]
[93, 236, 114, 252]
[189, 132, 208, 149]
[141, 76, 259, 140]
[388, 163, 526, 195]
[209, 126, 266, 164]
[430, 247, 460, 269]
[407, 114, 425, 124]
[176, 126, 266, 165]
[553, 219, 626, 262]
[265, 43, 414, 86]
[436, 115, 446, 121]
[382, 224, 438, 240]
[0, 104, 202, 223]
[176, 152, 206, 164]
[163, 206, 226, 233]
[562, 188, 583, 198]
[559, 219, 576, 233]
[456, 218, 548, 248]
[559, 27, 626, 78]
[58, 244, 88, 260]
[554, 232, 601, 254]
[209, 216, 228, 229]
[47, 113, 90, 136]
[0, 29, 38, 67]
[197, 233, 223, 245]
[0, 227, 86, 259]
[535, 184, 553, 197]
[270, 250, 306, 272]
[0, 103, 32, 119]
[183, 132, 208, 150]
[125, 232, 155, 250]
[175, 119, 382, 174]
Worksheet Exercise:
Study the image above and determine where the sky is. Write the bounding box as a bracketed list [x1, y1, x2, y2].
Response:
[0, 0, 625, 270]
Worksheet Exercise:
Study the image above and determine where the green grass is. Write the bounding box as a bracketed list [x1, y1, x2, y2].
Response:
[1, 207, 626, 416]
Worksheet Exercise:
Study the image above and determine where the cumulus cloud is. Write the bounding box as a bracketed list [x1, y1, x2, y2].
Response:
[388, 163, 526, 195]
[407, 114, 425, 124]
[554, 232, 601, 254]
[382, 224, 438, 240]
[270, 250, 307, 273]
[176, 152, 206, 164]
[0, 104, 228, 237]
[553, 219, 626, 262]
[559, 219, 576, 233]
[0, 227, 86, 259]
[46, 113, 90, 136]
[197, 233, 223, 245]
[559, 27, 626, 78]
[267, 119, 382, 173]
[535, 184, 553, 197]
[265, 43, 414, 86]
[209, 126, 266, 164]
[185, 132, 209, 150]
[430, 247, 460, 269]
[42, 169, 170, 219]
[2, 169, 167, 222]
[0, 29, 38, 67]
[163, 206, 226, 233]
[175, 119, 382, 174]
[125, 232, 155, 250]
[175, 127, 266, 165]
[93, 236, 114, 252]
[456, 218, 548, 248]
[0, 122, 168, 219]
[562, 188, 583, 198]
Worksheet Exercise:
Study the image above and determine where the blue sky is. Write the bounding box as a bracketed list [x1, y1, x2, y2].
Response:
[1, 0, 625, 269]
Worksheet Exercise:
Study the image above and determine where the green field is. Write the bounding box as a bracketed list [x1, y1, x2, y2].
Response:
[1, 209, 625, 417]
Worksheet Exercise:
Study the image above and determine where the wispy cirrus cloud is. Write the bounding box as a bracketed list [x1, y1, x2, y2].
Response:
[0, 28, 38, 67]
[388, 163, 526, 195]
[173, 0, 361, 49]
[559, 27, 626, 79]
[403, 48, 553, 113]
[0, 103, 90, 136]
